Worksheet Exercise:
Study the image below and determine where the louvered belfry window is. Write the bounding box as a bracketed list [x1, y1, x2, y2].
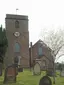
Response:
[15, 20, 19, 28]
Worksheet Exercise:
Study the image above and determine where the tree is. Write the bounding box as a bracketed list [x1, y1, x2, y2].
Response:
[41, 28, 64, 84]
[0, 25, 8, 63]
[41, 29, 64, 60]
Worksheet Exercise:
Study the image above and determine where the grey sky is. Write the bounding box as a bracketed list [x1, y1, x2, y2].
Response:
[0, 0, 64, 62]
[0, 0, 64, 42]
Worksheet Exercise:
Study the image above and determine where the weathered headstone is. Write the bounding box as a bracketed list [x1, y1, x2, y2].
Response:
[4, 64, 16, 83]
[14, 63, 18, 75]
[60, 70, 64, 77]
[18, 68, 23, 72]
[0, 63, 2, 76]
[39, 76, 52, 85]
[60, 66, 64, 77]
[33, 62, 41, 75]
[46, 68, 54, 77]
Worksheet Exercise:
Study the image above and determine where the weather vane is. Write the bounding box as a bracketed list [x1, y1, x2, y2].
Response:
[16, 8, 19, 15]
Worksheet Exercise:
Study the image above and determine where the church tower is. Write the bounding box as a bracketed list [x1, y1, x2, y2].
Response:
[4, 14, 29, 68]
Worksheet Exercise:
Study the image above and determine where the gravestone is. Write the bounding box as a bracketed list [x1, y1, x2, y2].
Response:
[39, 76, 52, 85]
[0, 63, 2, 76]
[46, 68, 54, 77]
[60, 70, 64, 77]
[14, 63, 18, 75]
[33, 62, 41, 75]
[4, 64, 16, 83]
[60, 66, 64, 77]
[18, 68, 23, 72]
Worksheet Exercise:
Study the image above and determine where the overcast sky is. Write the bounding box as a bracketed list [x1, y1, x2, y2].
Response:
[0, 0, 64, 62]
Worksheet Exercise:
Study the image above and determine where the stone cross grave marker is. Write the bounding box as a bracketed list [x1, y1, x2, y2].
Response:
[4, 64, 16, 83]
[33, 62, 41, 75]
[0, 63, 2, 76]
[39, 76, 52, 85]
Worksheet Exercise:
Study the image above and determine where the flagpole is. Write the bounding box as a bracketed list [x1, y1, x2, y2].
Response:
[16, 8, 19, 15]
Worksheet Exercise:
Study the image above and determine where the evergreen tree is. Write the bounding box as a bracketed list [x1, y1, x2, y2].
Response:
[0, 25, 8, 63]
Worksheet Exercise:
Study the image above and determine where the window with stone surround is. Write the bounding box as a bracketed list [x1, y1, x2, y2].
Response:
[14, 42, 20, 52]
[38, 47, 43, 56]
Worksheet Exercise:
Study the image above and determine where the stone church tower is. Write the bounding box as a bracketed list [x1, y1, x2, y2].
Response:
[4, 14, 29, 68]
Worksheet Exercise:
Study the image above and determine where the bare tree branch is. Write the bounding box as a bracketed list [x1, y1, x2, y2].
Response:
[41, 29, 64, 60]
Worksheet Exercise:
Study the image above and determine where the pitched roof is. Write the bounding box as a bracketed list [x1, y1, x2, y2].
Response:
[33, 39, 49, 48]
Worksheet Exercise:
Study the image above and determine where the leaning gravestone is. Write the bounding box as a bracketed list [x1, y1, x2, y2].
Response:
[0, 63, 2, 76]
[39, 76, 52, 85]
[33, 62, 41, 75]
[4, 64, 16, 83]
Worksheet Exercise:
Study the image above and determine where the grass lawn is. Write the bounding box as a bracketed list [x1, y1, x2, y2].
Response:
[0, 69, 64, 85]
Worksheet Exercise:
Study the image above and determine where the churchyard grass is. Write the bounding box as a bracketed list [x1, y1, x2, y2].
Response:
[0, 69, 64, 85]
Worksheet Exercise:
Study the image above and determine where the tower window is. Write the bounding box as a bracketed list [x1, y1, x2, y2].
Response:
[14, 42, 20, 52]
[15, 20, 19, 28]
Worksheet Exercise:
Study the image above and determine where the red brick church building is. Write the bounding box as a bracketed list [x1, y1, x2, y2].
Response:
[29, 40, 54, 70]
[4, 14, 54, 70]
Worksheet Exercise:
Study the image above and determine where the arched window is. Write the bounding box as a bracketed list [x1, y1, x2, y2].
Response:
[14, 42, 20, 52]
[15, 20, 19, 28]
[38, 47, 43, 56]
